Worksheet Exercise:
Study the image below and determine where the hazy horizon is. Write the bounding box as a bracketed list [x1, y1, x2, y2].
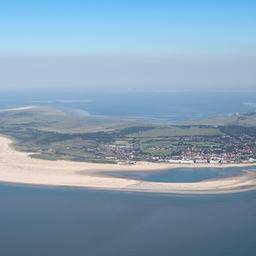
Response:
[0, 0, 255, 91]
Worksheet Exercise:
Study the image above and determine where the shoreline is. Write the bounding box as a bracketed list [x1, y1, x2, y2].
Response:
[0, 135, 256, 194]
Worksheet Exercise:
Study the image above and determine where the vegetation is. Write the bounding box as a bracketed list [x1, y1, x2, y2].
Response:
[0, 107, 256, 163]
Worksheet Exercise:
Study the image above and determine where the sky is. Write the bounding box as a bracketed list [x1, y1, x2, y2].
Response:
[0, 0, 255, 91]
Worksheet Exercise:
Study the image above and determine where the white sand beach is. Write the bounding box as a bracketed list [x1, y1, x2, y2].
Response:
[0, 135, 256, 194]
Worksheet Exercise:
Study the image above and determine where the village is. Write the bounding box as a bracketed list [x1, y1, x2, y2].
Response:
[103, 134, 256, 164]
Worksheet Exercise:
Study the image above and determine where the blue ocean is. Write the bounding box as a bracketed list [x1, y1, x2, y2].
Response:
[0, 183, 256, 256]
[0, 90, 256, 122]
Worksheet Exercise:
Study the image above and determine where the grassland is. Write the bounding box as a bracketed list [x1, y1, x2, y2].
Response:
[126, 126, 223, 138]
[0, 106, 255, 163]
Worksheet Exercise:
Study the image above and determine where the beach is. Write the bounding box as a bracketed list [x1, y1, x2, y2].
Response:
[0, 135, 256, 194]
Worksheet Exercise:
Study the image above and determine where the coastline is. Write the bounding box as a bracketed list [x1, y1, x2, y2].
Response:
[0, 135, 256, 194]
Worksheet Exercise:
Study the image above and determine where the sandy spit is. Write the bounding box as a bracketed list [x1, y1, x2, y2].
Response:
[0, 135, 256, 194]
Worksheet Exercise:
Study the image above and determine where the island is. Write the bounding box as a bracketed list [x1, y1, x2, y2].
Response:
[0, 106, 256, 194]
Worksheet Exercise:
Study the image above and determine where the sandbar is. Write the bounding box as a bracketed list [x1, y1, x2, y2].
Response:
[0, 135, 256, 194]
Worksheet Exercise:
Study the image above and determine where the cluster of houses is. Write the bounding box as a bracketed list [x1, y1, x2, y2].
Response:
[104, 137, 256, 164]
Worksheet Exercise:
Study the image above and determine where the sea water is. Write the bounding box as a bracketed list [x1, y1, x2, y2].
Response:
[0, 183, 256, 256]
[0, 90, 256, 122]
[103, 166, 256, 183]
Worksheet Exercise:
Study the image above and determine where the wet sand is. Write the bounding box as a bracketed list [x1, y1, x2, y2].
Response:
[0, 135, 256, 194]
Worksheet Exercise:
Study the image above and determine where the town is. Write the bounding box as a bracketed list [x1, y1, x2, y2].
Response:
[103, 133, 256, 164]
[1, 107, 256, 165]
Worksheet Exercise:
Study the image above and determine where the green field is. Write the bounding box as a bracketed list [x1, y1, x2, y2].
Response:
[0, 107, 255, 162]
[127, 126, 223, 138]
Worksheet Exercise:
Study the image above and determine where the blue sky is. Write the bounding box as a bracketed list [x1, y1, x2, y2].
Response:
[0, 0, 255, 56]
[0, 0, 255, 90]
